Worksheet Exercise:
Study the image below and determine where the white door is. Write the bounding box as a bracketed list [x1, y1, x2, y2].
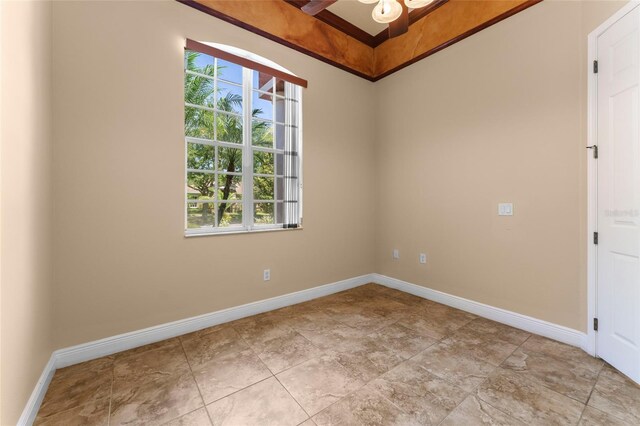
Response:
[596, 5, 640, 383]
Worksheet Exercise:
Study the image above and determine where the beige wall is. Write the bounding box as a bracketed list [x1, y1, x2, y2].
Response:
[374, 0, 626, 332]
[51, 0, 376, 348]
[1, 0, 54, 423]
[0, 1, 629, 421]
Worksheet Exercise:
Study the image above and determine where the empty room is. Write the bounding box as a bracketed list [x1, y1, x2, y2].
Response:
[2, 0, 640, 424]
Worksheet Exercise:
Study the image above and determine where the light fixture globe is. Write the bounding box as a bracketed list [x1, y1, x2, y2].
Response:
[372, 0, 403, 24]
[358, 0, 379, 4]
[404, 0, 434, 9]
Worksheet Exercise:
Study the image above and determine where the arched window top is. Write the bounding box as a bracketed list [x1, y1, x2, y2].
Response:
[200, 42, 297, 77]
[186, 39, 307, 88]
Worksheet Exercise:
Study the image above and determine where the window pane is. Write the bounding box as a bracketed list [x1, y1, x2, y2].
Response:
[276, 202, 284, 224]
[217, 174, 243, 201]
[275, 123, 286, 150]
[275, 78, 285, 97]
[254, 176, 274, 200]
[275, 176, 284, 201]
[187, 173, 215, 200]
[275, 153, 284, 176]
[253, 151, 274, 174]
[187, 51, 214, 70]
[275, 97, 285, 123]
[252, 120, 273, 148]
[217, 59, 243, 84]
[253, 71, 274, 92]
[218, 146, 242, 173]
[187, 143, 215, 170]
[252, 91, 273, 120]
[185, 74, 216, 107]
[187, 202, 215, 229]
[216, 81, 243, 115]
[218, 202, 242, 227]
[254, 202, 275, 225]
[185, 106, 214, 140]
[217, 112, 243, 144]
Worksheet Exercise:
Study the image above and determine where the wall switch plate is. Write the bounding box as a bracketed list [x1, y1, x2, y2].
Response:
[498, 203, 514, 216]
[263, 269, 270, 281]
[393, 249, 400, 259]
[419, 253, 427, 264]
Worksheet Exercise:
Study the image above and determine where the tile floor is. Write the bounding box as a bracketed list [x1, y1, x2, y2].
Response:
[35, 284, 640, 425]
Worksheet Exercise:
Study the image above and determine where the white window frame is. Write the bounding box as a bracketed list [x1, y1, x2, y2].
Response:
[184, 50, 303, 237]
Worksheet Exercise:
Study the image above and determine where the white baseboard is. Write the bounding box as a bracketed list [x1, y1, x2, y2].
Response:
[20, 272, 589, 425]
[54, 274, 372, 369]
[17, 274, 370, 425]
[17, 354, 56, 426]
[371, 273, 588, 350]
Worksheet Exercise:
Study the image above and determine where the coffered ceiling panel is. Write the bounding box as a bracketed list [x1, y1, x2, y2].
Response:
[178, 0, 542, 81]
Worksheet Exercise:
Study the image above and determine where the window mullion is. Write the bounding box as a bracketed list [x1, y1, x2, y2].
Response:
[242, 67, 254, 230]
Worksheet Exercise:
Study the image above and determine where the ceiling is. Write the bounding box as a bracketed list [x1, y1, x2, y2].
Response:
[179, 0, 543, 81]
[325, 1, 386, 36]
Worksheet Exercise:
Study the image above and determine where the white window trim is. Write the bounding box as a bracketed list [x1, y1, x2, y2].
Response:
[184, 52, 303, 237]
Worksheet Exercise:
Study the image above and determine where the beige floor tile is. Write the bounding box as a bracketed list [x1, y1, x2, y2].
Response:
[397, 306, 476, 339]
[322, 349, 390, 383]
[502, 346, 601, 403]
[231, 312, 293, 347]
[296, 322, 369, 352]
[206, 377, 308, 426]
[34, 396, 110, 426]
[369, 360, 467, 424]
[412, 340, 497, 392]
[441, 395, 525, 426]
[276, 353, 367, 415]
[588, 364, 640, 424]
[367, 322, 437, 359]
[461, 318, 531, 346]
[37, 286, 640, 426]
[281, 310, 341, 333]
[191, 347, 272, 404]
[520, 335, 603, 373]
[163, 407, 212, 426]
[440, 332, 519, 367]
[313, 385, 416, 426]
[110, 371, 203, 425]
[579, 406, 631, 425]
[38, 357, 113, 418]
[114, 337, 181, 360]
[113, 343, 190, 390]
[476, 368, 585, 426]
[252, 330, 323, 374]
[181, 327, 249, 369]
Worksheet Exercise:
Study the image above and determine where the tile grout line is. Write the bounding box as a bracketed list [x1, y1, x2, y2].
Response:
[494, 334, 607, 409]
[459, 333, 536, 424]
[178, 337, 215, 426]
[107, 362, 115, 426]
[578, 363, 631, 425]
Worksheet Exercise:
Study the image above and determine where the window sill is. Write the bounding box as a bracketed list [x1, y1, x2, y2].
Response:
[184, 226, 303, 238]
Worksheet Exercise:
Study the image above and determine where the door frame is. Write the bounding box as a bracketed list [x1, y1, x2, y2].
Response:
[586, 0, 640, 357]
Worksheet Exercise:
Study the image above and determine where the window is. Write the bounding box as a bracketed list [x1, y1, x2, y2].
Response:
[184, 40, 305, 235]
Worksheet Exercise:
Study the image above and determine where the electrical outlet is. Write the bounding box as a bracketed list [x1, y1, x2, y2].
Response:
[393, 249, 400, 259]
[263, 269, 271, 281]
[419, 253, 427, 264]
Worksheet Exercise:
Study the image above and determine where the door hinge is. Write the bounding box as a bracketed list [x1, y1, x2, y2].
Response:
[594, 318, 599, 331]
[586, 145, 598, 159]
[594, 232, 599, 245]
[593, 60, 599, 73]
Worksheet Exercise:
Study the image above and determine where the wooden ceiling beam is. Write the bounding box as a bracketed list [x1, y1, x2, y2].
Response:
[179, 0, 543, 82]
[179, 0, 375, 79]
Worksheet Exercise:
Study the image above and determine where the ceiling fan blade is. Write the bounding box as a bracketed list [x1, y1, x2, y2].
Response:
[388, 3, 409, 38]
[301, 0, 337, 16]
